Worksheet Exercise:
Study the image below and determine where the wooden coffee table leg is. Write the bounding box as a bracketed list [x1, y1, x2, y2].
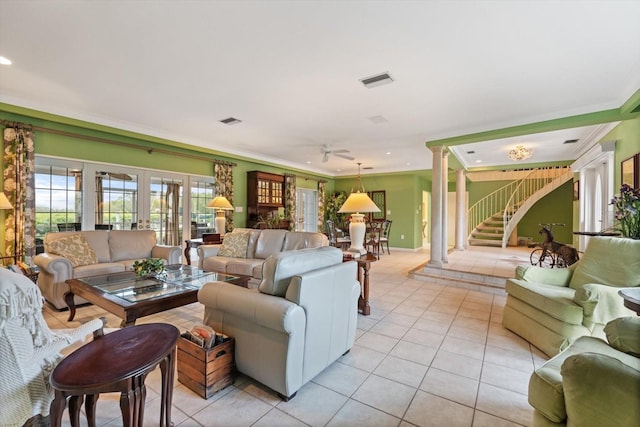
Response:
[65, 291, 77, 321]
[68, 395, 84, 427]
[50, 390, 67, 427]
[360, 262, 371, 315]
[119, 388, 136, 427]
[159, 348, 176, 427]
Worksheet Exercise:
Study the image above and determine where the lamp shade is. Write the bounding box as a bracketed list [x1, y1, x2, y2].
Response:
[207, 196, 234, 210]
[338, 192, 380, 214]
[0, 193, 13, 209]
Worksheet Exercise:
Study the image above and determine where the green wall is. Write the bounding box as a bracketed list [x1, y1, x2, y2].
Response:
[606, 115, 640, 190]
[518, 181, 574, 244]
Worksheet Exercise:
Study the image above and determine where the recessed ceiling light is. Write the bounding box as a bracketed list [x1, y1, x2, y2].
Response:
[475, 160, 483, 163]
[306, 161, 312, 164]
[406, 162, 411, 166]
[0, 56, 12, 65]
[219, 117, 242, 125]
[359, 72, 394, 88]
[336, 169, 341, 172]
[368, 115, 389, 124]
[386, 152, 391, 155]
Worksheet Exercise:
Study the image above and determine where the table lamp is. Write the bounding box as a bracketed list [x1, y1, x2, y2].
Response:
[207, 196, 234, 237]
[338, 164, 380, 255]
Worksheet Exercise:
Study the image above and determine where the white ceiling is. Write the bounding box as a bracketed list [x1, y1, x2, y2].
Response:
[1, 1, 639, 176]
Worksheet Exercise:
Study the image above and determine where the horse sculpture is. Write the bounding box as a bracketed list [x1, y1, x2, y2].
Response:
[539, 226, 580, 267]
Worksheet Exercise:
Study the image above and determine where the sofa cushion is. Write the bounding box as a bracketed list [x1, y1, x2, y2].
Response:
[77, 231, 111, 262]
[569, 236, 640, 290]
[282, 232, 328, 251]
[226, 259, 264, 277]
[604, 317, 640, 357]
[505, 279, 583, 325]
[109, 230, 157, 262]
[73, 263, 126, 278]
[218, 232, 250, 258]
[258, 246, 342, 297]
[254, 229, 287, 259]
[46, 234, 98, 267]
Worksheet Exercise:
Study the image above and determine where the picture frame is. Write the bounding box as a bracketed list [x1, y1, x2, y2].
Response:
[573, 180, 579, 201]
[621, 153, 639, 188]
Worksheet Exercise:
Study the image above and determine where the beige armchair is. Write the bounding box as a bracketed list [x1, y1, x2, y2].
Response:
[198, 246, 359, 400]
[0, 269, 105, 427]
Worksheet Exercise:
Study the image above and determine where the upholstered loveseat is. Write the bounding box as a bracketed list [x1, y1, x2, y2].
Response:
[528, 317, 640, 427]
[197, 228, 329, 281]
[503, 236, 640, 357]
[34, 230, 182, 309]
[198, 246, 359, 400]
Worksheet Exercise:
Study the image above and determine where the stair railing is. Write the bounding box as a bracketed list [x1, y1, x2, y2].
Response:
[501, 167, 572, 247]
[467, 167, 571, 243]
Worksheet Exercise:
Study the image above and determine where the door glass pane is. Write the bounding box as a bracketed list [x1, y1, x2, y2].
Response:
[190, 179, 215, 238]
[96, 171, 138, 230]
[150, 177, 183, 245]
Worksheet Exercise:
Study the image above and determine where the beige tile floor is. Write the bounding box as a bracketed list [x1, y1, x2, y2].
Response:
[44, 245, 545, 427]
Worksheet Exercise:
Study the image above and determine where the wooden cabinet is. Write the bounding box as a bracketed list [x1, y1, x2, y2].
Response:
[247, 171, 286, 228]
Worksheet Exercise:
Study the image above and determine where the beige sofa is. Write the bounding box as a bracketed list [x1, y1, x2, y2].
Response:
[197, 228, 329, 281]
[34, 230, 182, 309]
[198, 246, 359, 400]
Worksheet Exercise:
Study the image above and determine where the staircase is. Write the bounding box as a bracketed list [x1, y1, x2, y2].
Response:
[468, 167, 573, 248]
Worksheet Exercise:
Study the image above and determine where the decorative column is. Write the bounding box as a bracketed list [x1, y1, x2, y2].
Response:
[441, 150, 449, 263]
[455, 169, 466, 250]
[427, 146, 444, 267]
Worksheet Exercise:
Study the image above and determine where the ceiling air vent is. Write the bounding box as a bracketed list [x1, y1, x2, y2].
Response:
[563, 139, 579, 144]
[466, 150, 475, 154]
[360, 72, 394, 88]
[219, 117, 242, 125]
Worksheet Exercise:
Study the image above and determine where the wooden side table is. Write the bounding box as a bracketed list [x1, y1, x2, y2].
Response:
[355, 254, 377, 316]
[50, 323, 180, 427]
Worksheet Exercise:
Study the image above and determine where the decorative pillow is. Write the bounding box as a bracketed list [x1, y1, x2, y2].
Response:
[604, 317, 640, 357]
[47, 234, 99, 267]
[217, 232, 250, 258]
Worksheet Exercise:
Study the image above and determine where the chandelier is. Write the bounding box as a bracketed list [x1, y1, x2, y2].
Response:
[507, 145, 533, 161]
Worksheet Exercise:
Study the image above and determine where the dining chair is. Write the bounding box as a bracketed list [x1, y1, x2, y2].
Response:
[57, 222, 81, 232]
[380, 219, 392, 254]
[365, 220, 384, 259]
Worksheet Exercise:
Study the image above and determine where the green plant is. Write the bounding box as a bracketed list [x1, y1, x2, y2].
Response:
[611, 184, 640, 239]
[255, 213, 284, 229]
[132, 258, 165, 277]
[325, 191, 348, 230]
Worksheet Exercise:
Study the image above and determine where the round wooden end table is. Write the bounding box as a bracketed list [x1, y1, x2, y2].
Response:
[50, 323, 180, 427]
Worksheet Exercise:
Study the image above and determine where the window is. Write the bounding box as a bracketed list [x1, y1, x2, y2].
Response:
[190, 179, 215, 238]
[95, 171, 138, 230]
[35, 163, 83, 238]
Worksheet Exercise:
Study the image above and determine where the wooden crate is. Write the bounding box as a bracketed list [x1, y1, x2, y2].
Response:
[177, 334, 235, 399]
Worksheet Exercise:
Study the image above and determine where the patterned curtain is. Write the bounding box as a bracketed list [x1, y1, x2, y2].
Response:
[317, 181, 326, 232]
[164, 183, 181, 246]
[3, 126, 36, 263]
[284, 174, 296, 231]
[214, 163, 234, 231]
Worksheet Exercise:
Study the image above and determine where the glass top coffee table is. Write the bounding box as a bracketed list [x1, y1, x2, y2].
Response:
[65, 265, 248, 327]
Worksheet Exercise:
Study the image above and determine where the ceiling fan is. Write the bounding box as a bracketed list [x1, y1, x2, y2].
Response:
[321, 144, 355, 162]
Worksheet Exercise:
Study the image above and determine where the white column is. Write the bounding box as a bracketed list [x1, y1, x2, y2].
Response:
[428, 146, 443, 267]
[441, 150, 449, 263]
[455, 169, 466, 250]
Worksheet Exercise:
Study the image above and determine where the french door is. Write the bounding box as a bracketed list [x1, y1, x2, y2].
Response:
[295, 188, 318, 232]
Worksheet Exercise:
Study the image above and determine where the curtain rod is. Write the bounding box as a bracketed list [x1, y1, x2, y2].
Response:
[285, 172, 327, 183]
[1, 120, 236, 167]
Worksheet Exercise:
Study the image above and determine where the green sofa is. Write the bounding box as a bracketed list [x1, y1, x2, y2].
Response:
[528, 317, 640, 427]
[503, 236, 640, 357]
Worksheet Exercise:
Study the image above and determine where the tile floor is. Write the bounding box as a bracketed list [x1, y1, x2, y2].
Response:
[44, 246, 546, 427]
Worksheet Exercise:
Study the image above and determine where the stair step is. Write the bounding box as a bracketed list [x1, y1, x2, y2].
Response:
[471, 232, 503, 239]
[468, 238, 503, 247]
[477, 225, 504, 232]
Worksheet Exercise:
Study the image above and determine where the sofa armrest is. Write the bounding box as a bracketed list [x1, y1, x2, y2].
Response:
[573, 284, 636, 327]
[196, 244, 222, 268]
[151, 245, 181, 264]
[515, 263, 574, 286]
[561, 352, 640, 427]
[33, 253, 73, 282]
[198, 282, 304, 334]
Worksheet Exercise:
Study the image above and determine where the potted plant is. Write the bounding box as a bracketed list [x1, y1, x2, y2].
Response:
[132, 258, 165, 277]
[610, 184, 640, 239]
